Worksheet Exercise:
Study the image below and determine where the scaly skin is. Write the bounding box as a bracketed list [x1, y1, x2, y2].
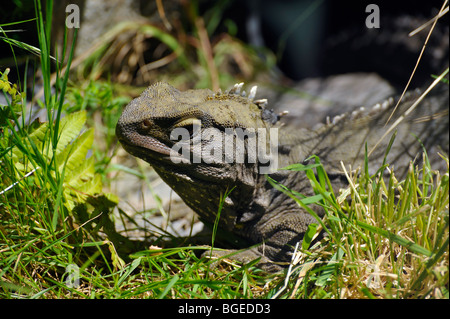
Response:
[116, 81, 448, 270]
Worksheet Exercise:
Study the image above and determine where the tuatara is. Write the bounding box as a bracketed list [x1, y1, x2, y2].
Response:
[116, 81, 449, 270]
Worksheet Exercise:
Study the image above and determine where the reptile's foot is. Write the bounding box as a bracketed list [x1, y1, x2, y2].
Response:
[201, 248, 284, 273]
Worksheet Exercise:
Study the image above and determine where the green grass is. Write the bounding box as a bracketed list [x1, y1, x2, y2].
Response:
[269, 152, 449, 298]
[0, 1, 448, 299]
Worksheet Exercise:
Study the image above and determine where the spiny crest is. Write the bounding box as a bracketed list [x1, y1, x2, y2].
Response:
[207, 82, 289, 125]
[324, 91, 421, 127]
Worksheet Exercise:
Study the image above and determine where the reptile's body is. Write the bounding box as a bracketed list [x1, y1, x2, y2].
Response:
[116, 81, 449, 269]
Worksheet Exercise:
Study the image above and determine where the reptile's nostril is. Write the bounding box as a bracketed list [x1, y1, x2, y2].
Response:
[142, 118, 152, 129]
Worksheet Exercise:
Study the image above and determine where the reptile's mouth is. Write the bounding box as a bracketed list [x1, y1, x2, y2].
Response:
[116, 123, 192, 164]
[116, 120, 235, 186]
[118, 132, 233, 184]
[119, 130, 172, 155]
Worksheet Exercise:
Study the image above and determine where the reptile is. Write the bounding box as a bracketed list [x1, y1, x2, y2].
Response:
[116, 81, 449, 270]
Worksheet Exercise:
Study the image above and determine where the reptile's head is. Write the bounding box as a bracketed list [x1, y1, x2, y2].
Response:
[116, 82, 282, 227]
[116, 82, 281, 180]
